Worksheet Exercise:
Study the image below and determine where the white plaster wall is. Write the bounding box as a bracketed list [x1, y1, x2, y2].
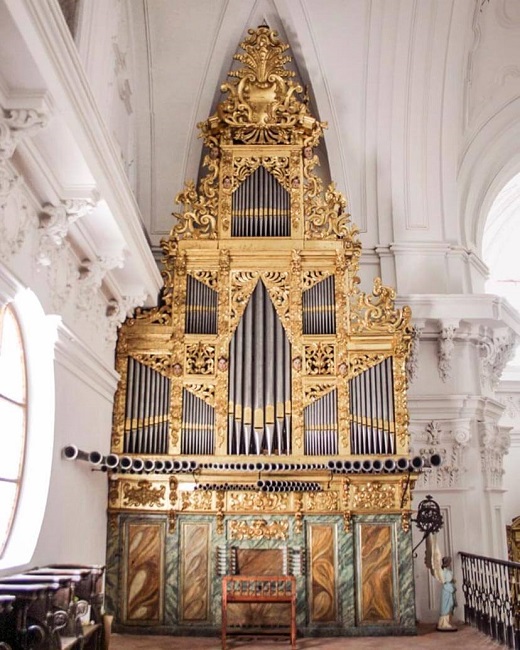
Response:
[30, 331, 117, 566]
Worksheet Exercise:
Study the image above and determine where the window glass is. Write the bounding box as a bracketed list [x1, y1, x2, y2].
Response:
[0, 304, 27, 556]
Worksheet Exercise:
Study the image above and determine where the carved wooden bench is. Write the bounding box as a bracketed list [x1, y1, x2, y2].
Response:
[221, 575, 296, 649]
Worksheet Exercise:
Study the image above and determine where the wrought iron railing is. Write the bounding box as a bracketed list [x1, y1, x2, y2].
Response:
[460, 551, 520, 648]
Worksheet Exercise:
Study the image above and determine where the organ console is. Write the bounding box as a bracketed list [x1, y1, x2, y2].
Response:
[101, 25, 425, 639]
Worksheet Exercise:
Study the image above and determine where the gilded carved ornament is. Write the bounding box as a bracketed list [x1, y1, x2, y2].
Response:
[351, 482, 396, 511]
[304, 491, 339, 512]
[350, 278, 412, 335]
[229, 519, 289, 541]
[228, 491, 289, 512]
[199, 27, 324, 147]
[122, 480, 165, 508]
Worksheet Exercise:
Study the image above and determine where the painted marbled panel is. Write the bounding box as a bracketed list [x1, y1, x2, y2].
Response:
[359, 524, 394, 623]
[180, 522, 210, 622]
[236, 548, 284, 575]
[126, 522, 164, 622]
[309, 524, 336, 623]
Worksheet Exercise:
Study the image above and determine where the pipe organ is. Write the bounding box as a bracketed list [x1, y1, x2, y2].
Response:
[106, 27, 419, 639]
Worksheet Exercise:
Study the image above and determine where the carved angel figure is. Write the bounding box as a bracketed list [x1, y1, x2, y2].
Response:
[425, 534, 458, 632]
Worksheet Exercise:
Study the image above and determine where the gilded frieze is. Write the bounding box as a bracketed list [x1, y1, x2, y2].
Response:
[228, 491, 289, 512]
[351, 482, 397, 511]
[228, 519, 289, 541]
[304, 491, 339, 512]
[181, 490, 213, 512]
[122, 480, 165, 508]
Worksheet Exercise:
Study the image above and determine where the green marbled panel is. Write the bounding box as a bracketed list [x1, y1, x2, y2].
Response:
[396, 517, 416, 628]
[164, 518, 179, 626]
[180, 522, 210, 622]
[338, 517, 355, 626]
[104, 516, 121, 619]
[125, 521, 165, 623]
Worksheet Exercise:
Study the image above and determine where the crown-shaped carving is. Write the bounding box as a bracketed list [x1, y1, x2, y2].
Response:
[199, 26, 325, 146]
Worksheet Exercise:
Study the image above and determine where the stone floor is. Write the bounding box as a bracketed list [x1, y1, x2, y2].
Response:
[109, 624, 501, 649]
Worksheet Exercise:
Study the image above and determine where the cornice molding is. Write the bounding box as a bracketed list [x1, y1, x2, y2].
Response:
[3, 0, 161, 298]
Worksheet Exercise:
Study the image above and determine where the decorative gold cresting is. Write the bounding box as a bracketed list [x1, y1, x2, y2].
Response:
[200, 26, 323, 147]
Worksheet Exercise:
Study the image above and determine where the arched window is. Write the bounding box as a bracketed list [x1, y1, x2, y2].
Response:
[0, 303, 27, 556]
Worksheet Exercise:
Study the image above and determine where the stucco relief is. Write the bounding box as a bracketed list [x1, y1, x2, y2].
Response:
[479, 329, 517, 391]
[437, 325, 457, 383]
[411, 420, 471, 489]
[478, 421, 511, 489]
[406, 323, 423, 384]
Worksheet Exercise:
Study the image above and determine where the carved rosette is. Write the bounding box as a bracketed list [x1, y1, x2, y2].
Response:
[228, 519, 289, 541]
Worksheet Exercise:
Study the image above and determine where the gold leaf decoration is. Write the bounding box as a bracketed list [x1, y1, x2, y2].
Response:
[304, 492, 339, 512]
[351, 482, 396, 510]
[228, 492, 289, 512]
[305, 342, 335, 376]
[122, 481, 165, 508]
[199, 27, 323, 146]
[181, 491, 213, 511]
[229, 519, 289, 541]
[185, 342, 215, 376]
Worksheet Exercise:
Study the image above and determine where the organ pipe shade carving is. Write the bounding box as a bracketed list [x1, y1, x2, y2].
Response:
[228, 281, 292, 455]
[302, 275, 336, 335]
[185, 274, 218, 334]
[349, 358, 395, 455]
[304, 388, 338, 455]
[181, 388, 215, 455]
[124, 357, 170, 454]
[232, 165, 290, 237]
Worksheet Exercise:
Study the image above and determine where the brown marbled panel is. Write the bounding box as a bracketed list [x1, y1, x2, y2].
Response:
[126, 522, 164, 622]
[228, 548, 289, 628]
[236, 549, 284, 575]
[309, 524, 336, 622]
[359, 524, 395, 623]
[180, 522, 210, 621]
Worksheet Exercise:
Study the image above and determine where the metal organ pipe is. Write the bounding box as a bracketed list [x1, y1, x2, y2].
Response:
[348, 357, 396, 456]
[231, 166, 290, 237]
[228, 281, 291, 456]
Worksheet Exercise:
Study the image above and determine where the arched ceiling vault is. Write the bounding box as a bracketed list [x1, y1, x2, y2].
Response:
[129, 0, 520, 280]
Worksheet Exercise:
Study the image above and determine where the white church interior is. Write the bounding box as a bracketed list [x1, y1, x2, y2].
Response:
[1, 1, 520, 648]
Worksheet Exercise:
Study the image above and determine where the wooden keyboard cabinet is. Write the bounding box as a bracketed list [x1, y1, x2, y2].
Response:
[221, 576, 296, 650]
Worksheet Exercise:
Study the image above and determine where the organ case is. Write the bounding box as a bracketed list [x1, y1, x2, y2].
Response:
[106, 26, 418, 638]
